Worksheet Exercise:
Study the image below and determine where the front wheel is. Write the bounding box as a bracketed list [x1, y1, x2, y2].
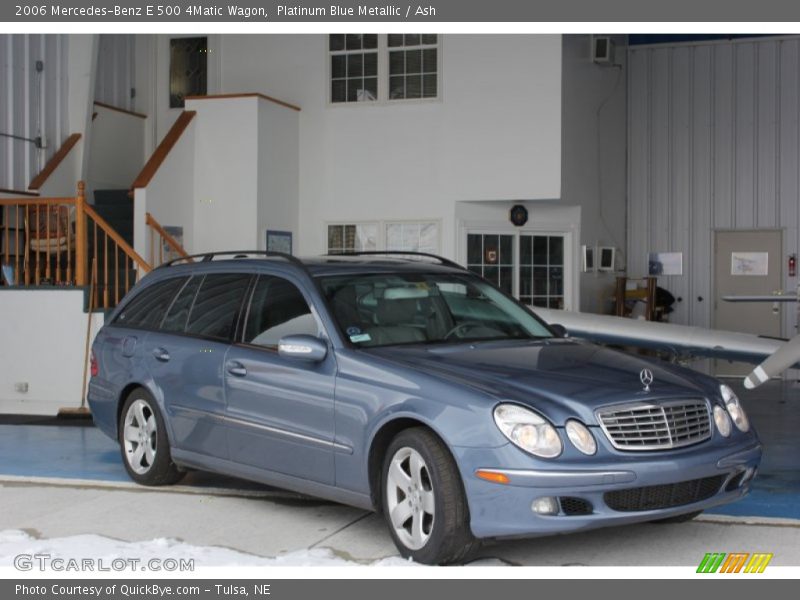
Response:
[119, 389, 184, 486]
[381, 427, 478, 564]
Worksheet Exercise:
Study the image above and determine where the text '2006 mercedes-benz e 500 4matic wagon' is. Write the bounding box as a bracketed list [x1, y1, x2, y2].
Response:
[88, 251, 761, 564]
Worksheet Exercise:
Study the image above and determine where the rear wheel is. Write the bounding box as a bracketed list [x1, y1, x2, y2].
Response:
[119, 389, 183, 486]
[381, 427, 478, 564]
[651, 510, 703, 524]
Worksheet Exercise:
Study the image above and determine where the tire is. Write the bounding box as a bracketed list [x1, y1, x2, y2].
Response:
[118, 389, 184, 486]
[381, 427, 479, 564]
[651, 510, 703, 524]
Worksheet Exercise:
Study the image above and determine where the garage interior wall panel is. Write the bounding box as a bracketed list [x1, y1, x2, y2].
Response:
[0, 34, 68, 191]
[628, 37, 800, 340]
[94, 35, 134, 111]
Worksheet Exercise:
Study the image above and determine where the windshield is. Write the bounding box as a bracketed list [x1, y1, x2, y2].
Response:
[319, 272, 553, 348]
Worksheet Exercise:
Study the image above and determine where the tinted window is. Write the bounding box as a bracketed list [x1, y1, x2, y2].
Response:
[114, 277, 187, 330]
[244, 276, 319, 348]
[185, 274, 251, 341]
[161, 276, 202, 333]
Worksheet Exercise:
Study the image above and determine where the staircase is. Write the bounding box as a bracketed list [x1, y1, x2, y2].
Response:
[90, 189, 136, 305]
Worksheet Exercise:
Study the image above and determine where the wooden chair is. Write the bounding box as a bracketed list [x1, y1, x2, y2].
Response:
[24, 205, 76, 285]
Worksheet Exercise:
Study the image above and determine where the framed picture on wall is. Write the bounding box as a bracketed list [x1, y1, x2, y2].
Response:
[266, 230, 293, 254]
[598, 246, 615, 271]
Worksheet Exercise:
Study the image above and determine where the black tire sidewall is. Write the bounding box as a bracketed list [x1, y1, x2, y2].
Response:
[381, 428, 470, 564]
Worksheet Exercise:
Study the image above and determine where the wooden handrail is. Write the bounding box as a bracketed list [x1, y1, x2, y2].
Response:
[93, 101, 147, 120]
[28, 134, 82, 191]
[83, 202, 151, 274]
[131, 111, 196, 190]
[184, 92, 301, 112]
[146, 212, 190, 260]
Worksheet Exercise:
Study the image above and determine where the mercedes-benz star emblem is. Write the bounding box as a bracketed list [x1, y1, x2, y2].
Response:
[640, 368, 654, 392]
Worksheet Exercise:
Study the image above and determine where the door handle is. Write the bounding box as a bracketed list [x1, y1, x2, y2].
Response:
[152, 347, 170, 362]
[227, 361, 247, 377]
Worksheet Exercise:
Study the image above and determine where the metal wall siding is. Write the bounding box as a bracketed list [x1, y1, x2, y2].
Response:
[0, 34, 68, 191]
[628, 37, 800, 339]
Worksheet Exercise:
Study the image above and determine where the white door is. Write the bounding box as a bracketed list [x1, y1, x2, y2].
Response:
[713, 229, 782, 377]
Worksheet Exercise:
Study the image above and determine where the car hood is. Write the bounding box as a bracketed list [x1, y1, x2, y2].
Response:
[367, 339, 715, 425]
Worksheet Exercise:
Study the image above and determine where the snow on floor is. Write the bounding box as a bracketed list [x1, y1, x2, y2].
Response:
[0, 529, 415, 568]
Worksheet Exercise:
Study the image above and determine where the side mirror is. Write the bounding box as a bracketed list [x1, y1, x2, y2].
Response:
[278, 335, 328, 362]
[549, 324, 569, 338]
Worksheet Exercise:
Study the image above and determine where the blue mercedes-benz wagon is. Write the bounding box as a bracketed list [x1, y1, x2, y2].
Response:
[88, 251, 761, 564]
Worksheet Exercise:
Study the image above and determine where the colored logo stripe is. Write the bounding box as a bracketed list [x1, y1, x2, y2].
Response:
[697, 552, 773, 573]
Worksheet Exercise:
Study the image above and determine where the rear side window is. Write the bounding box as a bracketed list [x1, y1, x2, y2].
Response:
[185, 273, 251, 341]
[244, 276, 319, 349]
[114, 277, 187, 330]
[161, 276, 202, 333]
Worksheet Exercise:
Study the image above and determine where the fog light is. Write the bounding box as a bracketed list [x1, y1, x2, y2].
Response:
[531, 496, 559, 515]
[565, 420, 597, 455]
[714, 405, 731, 437]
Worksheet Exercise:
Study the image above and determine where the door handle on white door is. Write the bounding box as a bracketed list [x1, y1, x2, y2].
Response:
[227, 361, 247, 377]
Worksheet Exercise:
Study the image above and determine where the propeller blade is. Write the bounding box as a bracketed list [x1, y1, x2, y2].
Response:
[744, 334, 800, 389]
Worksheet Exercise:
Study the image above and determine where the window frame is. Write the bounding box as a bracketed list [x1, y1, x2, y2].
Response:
[326, 34, 443, 107]
[325, 219, 441, 255]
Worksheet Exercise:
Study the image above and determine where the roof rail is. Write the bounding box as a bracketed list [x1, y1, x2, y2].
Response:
[329, 251, 466, 271]
[159, 250, 312, 276]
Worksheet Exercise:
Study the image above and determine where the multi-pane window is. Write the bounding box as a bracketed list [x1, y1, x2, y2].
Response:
[520, 235, 564, 309]
[385, 221, 439, 254]
[169, 37, 207, 108]
[466, 234, 514, 296]
[328, 34, 439, 103]
[388, 34, 438, 100]
[329, 34, 378, 103]
[327, 223, 379, 254]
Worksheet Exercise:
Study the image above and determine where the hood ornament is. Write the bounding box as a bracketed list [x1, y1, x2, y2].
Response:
[640, 368, 654, 393]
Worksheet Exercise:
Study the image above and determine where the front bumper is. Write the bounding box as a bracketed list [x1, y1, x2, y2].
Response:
[455, 439, 762, 539]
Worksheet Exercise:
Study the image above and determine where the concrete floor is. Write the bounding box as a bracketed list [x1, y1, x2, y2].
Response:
[0, 380, 798, 566]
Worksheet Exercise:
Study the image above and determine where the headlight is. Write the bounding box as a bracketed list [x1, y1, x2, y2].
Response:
[720, 384, 750, 432]
[565, 419, 597, 455]
[713, 405, 731, 437]
[493, 404, 562, 458]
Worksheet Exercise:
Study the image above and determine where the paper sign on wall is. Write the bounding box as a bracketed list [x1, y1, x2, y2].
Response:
[731, 252, 769, 276]
[648, 252, 683, 276]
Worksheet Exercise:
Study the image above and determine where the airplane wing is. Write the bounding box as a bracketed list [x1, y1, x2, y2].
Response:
[534, 308, 798, 387]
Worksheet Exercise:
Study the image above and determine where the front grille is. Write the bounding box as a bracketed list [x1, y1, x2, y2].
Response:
[605, 475, 725, 512]
[596, 399, 711, 451]
[559, 497, 593, 516]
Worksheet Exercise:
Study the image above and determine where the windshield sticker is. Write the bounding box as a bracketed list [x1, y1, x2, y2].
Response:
[346, 326, 362, 336]
[350, 333, 372, 343]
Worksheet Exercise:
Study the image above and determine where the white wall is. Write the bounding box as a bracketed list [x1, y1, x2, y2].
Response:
[189, 97, 259, 252]
[0, 289, 103, 415]
[217, 34, 563, 258]
[257, 99, 299, 250]
[133, 118, 196, 259]
[561, 35, 628, 314]
[86, 104, 146, 198]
